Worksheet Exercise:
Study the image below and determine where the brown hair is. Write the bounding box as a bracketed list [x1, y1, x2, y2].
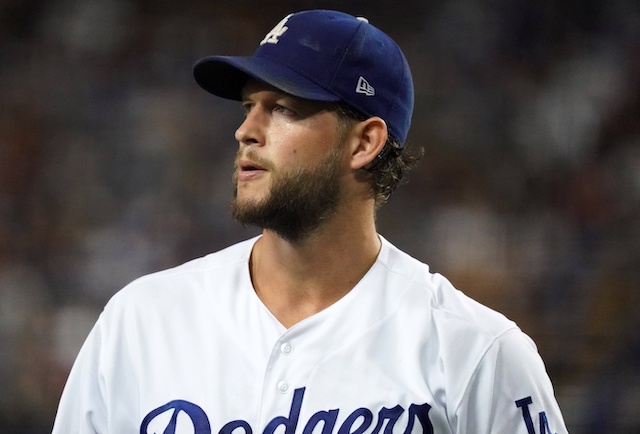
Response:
[334, 104, 423, 206]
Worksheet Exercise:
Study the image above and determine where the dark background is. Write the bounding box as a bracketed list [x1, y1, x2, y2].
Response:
[1, 0, 639, 432]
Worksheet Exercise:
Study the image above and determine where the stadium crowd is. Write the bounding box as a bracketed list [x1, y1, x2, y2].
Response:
[0, 0, 639, 432]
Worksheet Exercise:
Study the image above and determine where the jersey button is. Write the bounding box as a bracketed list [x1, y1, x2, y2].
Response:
[277, 381, 290, 394]
[280, 343, 293, 354]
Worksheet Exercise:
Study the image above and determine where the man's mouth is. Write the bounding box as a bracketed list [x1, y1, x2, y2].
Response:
[236, 158, 268, 181]
[241, 163, 265, 171]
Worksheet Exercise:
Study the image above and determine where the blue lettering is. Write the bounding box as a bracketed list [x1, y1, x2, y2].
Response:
[337, 408, 373, 434]
[263, 387, 305, 434]
[140, 399, 211, 434]
[302, 409, 339, 434]
[539, 412, 554, 434]
[371, 405, 403, 434]
[516, 397, 536, 434]
[403, 403, 433, 434]
[220, 420, 253, 434]
[141, 390, 435, 434]
[515, 396, 556, 434]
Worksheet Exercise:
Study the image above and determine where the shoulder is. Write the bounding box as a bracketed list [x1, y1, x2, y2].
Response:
[103, 236, 258, 313]
[379, 237, 564, 428]
[378, 236, 519, 340]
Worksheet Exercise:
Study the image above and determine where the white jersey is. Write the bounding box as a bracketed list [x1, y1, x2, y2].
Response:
[52, 235, 568, 434]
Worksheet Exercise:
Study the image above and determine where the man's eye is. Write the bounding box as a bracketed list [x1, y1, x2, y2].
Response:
[241, 103, 253, 115]
[274, 105, 296, 116]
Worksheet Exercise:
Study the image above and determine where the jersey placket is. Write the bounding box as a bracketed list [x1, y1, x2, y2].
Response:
[258, 329, 308, 430]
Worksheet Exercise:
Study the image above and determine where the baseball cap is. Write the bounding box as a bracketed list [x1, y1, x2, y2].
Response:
[193, 10, 414, 145]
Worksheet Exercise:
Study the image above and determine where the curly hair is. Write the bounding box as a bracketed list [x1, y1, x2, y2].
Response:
[334, 104, 423, 207]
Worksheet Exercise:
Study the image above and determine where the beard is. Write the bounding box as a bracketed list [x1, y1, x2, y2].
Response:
[231, 147, 344, 242]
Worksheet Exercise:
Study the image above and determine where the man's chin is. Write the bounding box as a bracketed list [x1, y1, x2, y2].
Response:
[233, 183, 268, 204]
[231, 197, 268, 225]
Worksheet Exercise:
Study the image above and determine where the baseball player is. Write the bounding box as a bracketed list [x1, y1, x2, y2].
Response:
[52, 10, 569, 434]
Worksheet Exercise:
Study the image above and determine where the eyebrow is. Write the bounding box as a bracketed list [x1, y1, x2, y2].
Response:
[241, 85, 337, 117]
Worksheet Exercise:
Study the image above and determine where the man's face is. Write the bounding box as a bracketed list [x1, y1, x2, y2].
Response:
[231, 80, 349, 241]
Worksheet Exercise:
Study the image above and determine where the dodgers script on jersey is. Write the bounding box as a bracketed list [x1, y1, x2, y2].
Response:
[52, 236, 568, 434]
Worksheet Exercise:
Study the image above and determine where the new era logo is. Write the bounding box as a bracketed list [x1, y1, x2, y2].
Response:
[356, 76, 375, 96]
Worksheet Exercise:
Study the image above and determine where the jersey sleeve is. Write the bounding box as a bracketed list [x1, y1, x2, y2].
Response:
[51, 315, 108, 434]
[452, 328, 569, 434]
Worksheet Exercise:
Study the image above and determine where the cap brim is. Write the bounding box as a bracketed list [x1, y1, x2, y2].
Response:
[193, 56, 342, 102]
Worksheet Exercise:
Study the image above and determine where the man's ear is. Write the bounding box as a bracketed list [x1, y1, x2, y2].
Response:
[348, 117, 388, 170]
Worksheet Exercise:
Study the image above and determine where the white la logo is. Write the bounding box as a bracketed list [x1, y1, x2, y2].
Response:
[260, 14, 293, 46]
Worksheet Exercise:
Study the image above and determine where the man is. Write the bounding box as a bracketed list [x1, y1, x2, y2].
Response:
[52, 10, 569, 434]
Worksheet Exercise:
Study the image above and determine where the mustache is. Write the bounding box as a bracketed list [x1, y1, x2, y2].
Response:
[234, 149, 275, 172]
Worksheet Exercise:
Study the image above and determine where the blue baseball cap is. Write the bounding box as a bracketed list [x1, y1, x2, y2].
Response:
[193, 10, 414, 145]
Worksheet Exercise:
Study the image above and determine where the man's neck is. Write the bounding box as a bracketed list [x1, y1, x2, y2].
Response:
[249, 215, 381, 328]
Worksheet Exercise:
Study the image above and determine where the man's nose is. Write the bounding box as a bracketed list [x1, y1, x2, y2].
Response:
[235, 107, 266, 147]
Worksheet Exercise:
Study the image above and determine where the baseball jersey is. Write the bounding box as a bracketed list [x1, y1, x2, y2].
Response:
[52, 235, 568, 434]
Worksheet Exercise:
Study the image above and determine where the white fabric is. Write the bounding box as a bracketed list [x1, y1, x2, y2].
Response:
[52, 235, 568, 434]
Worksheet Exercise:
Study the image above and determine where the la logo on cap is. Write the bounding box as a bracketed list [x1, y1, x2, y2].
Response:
[260, 14, 293, 45]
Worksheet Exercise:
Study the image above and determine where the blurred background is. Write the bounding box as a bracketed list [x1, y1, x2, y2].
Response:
[1, 0, 639, 432]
